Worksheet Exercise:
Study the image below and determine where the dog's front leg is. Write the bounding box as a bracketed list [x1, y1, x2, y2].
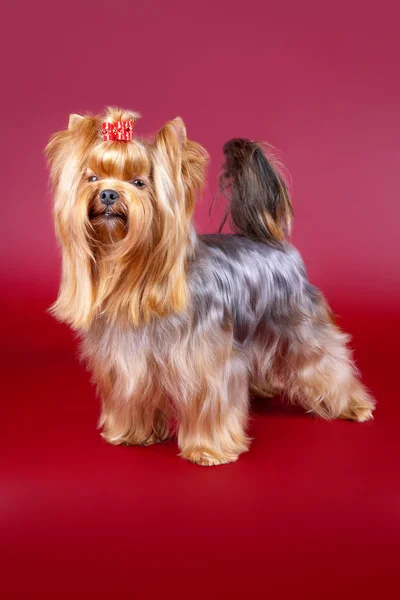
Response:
[177, 354, 251, 466]
[97, 372, 170, 446]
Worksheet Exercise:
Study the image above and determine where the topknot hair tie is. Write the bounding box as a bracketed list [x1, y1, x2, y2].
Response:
[102, 119, 134, 141]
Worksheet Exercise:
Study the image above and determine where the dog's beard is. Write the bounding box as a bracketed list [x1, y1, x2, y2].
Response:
[92, 216, 127, 246]
[90, 209, 128, 245]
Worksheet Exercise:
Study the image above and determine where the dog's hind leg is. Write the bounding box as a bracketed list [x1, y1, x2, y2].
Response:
[277, 301, 375, 422]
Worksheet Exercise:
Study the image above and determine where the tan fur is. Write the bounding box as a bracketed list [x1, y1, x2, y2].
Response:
[46, 108, 208, 329]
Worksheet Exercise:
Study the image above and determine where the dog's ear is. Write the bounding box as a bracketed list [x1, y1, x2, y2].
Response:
[45, 115, 100, 330]
[154, 117, 208, 214]
[182, 136, 208, 213]
[46, 114, 85, 179]
[153, 118, 186, 181]
[68, 113, 84, 129]
[46, 116, 99, 186]
[45, 128, 69, 185]
[139, 119, 207, 320]
[157, 117, 187, 145]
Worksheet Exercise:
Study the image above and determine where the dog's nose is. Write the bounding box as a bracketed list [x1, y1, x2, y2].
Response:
[100, 189, 119, 206]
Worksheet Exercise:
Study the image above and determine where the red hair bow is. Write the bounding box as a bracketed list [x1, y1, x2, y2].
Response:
[102, 120, 134, 141]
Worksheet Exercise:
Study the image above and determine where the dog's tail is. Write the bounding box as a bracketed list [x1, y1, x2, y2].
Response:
[219, 139, 293, 246]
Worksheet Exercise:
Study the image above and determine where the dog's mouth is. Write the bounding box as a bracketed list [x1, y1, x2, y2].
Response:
[89, 209, 127, 224]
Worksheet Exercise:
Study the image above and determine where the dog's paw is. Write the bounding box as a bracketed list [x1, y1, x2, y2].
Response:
[181, 448, 239, 467]
[339, 399, 375, 423]
[140, 430, 170, 446]
[101, 429, 170, 446]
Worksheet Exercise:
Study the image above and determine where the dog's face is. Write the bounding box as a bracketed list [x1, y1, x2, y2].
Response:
[46, 108, 208, 330]
[87, 142, 150, 240]
[82, 137, 153, 244]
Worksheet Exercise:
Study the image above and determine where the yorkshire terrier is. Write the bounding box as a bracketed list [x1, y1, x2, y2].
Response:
[46, 107, 375, 466]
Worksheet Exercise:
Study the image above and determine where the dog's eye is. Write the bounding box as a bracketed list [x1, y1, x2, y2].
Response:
[88, 175, 98, 182]
[131, 179, 146, 188]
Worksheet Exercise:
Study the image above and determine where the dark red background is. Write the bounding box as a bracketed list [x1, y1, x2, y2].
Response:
[1, 1, 399, 598]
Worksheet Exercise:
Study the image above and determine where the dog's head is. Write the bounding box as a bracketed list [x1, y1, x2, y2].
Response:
[46, 107, 208, 329]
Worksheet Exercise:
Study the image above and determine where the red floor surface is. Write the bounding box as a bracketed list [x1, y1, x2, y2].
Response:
[2, 0, 399, 596]
[1, 296, 399, 600]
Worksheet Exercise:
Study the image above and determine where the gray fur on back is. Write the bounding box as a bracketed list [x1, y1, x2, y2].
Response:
[190, 234, 320, 345]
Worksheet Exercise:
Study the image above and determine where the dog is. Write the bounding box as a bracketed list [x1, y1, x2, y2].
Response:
[46, 107, 375, 466]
